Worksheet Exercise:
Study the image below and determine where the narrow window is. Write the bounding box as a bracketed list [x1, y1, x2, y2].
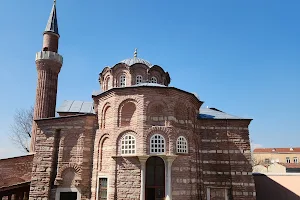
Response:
[286, 157, 291, 163]
[120, 75, 126, 87]
[121, 134, 136, 155]
[264, 158, 270, 164]
[150, 76, 157, 83]
[150, 134, 165, 154]
[98, 178, 108, 200]
[136, 75, 142, 84]
[176, 136, 188, 153]
[294, 157, 298, 163]
[105, 77, 111, 90]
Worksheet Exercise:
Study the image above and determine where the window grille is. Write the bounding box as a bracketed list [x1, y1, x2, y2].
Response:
[120, 75, 126, 87]
[176, 136, 188, 153]
[150, 134, 165, 154]
[121, 134, 136, 155]
[136, 75, 142, 84]
[98, 178, 107, 200]
[150, 77, 157, 83]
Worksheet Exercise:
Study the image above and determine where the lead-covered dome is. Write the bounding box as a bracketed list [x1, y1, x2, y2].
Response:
[120, 57, 152, 67]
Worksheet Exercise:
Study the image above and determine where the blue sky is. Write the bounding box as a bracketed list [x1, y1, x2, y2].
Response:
[0, 0, 299, 158]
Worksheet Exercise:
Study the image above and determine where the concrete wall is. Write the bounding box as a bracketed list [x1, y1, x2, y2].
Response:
[253, 173, 300, 200]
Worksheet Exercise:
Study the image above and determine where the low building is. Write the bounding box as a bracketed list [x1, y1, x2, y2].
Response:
[253, 148, 300, 199]
[253, 147, 300, 165]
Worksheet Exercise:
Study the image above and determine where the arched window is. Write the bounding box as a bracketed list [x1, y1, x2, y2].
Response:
[150, 134, 165, 154]
[120, 75, 126, 87]
[104, 76, 111, 91]
[176, 136, 188, 153]
[150, 77, 157, 84]
[136, 75, 142, 84]
[121, 134, 136, 155]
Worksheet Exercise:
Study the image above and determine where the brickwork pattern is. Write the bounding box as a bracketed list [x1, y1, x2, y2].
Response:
[30, 31, 62, 153]
[99, 63, 170, 92]
[30, 79, 255, 200]
[0, 155, 33, 189]
[29, 115, 96, 200]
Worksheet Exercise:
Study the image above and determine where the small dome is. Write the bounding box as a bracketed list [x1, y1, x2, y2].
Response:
[120, 57, 152, 67]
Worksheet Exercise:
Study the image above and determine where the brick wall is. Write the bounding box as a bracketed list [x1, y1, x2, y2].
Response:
[90, 86, 255, 200]
[29, 114, 96, 200]
[30, 85, 255, 200]
[198, 119, 255, 200]
[0, 155, 33, 189]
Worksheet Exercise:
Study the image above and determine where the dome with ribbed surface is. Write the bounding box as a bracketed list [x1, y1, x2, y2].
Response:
[120, 57, 153, 67]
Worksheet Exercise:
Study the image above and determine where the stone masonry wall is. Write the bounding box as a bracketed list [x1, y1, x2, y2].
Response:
[91, 86, 201, 200]
[91, 86, 255, 200]
[198, 119, 256, 200]
[29, 114, 96, 200]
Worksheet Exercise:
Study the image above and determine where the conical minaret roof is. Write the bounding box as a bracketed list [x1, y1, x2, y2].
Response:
[44, 0, 59, 36]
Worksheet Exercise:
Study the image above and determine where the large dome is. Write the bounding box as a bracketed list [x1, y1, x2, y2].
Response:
[120, 57, 152, 67]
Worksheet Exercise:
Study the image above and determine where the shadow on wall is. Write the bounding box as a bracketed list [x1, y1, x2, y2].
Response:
[253, 173, 300, 200]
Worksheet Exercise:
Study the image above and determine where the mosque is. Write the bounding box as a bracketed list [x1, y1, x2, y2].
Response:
[0, 1, 256, 200]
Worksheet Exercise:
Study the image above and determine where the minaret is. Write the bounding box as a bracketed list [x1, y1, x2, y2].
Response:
[30, 0, 63, 152]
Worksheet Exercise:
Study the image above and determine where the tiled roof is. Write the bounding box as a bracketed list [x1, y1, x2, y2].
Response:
[279, 163, 300, 169]
[253, 148, 300, 153]
[0, 154, 33, 189]
[57, 100, 94, 114]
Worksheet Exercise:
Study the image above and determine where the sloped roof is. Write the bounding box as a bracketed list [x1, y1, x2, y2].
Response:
[0, 154, 33, 189]
[280, 163, 300, 169]
[254, 148, 300, 153]
[57, 99, 243, 120]
[57, 100, 94, 113]
[199, 107, 245, 119]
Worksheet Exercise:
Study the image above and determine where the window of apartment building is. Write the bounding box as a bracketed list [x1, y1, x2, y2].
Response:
[121, 134, 136, 155]
[286, 157, 291, 163]
[265, 158, 270, 164]
[294, 157, 298, 163]
[136, 75, 142, 84]
[98, 178, 108, 200]
[150, 134, 165, 154]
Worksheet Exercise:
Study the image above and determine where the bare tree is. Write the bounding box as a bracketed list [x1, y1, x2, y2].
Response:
[9, 106, 34, 152]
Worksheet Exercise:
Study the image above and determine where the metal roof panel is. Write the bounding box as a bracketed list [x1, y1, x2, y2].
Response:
[199, 108, 242, 119]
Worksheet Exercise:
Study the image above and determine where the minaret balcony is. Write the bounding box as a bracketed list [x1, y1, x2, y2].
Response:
[35, 51, 63, 64]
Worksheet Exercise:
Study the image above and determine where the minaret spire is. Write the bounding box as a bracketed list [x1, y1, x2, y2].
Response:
[44, 0, 59, 36]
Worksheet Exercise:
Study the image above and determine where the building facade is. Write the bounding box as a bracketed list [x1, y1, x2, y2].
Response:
[253, 147, 300, 174]
[253, 147, 300, 165]
[2, 1, 256, 200]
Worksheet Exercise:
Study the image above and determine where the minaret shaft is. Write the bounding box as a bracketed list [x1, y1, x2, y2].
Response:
[30, 1, 63, 152]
